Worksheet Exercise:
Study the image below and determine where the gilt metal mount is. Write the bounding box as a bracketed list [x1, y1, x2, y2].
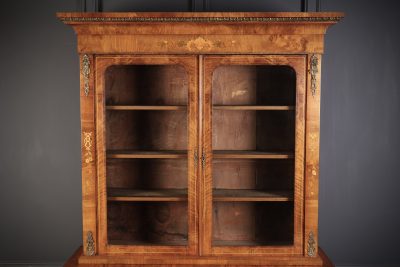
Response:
[86, 231, 95, 256]
[201, 152, 206, 169]
[307, 231, 316, 257]
[310, 54, 319, 97]
[82, 54, 90, 96]
[194, 150, 198, 167]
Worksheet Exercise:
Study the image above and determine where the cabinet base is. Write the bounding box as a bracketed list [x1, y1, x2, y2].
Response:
[65, 247, 334, 267]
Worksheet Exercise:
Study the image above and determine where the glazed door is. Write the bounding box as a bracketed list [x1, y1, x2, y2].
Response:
[95, 56, 199, 255]
[201, 55, 306, 255]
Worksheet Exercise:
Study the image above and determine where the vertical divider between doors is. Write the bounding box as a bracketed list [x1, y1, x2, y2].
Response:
[201, 56, 214, 255]
[189, 55, 200, 255]
[198, 55, 204, 255]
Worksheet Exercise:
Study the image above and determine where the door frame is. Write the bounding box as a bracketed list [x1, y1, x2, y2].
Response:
[201, 55, 306, 256]
[94, 55, 199, 255]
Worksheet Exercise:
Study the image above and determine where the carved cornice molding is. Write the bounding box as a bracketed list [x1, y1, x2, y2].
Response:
[59, 16, 342, 23]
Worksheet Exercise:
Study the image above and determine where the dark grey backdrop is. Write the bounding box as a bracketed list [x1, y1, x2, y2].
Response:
[0, 0, 399, 266]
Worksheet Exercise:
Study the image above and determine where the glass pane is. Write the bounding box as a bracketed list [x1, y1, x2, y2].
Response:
[106, 110, 187, 151]
[108, 202, 188, 246]
[212, 65, 296, 106]
[212, 202, 294, 246]
[105, 65, 188, 106]
[105, 64, 189, 246]
[211, 65, 296, 246]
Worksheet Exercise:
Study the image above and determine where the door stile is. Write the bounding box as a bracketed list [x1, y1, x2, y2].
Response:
[198, 55, 205, 256]
[201, 57, 217, 255]
[187, 55, 200, 255]
[95, 55, 107, 255]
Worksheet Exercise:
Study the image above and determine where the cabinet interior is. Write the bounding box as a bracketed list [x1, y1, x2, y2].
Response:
[211, 65, 296, 246]
[105, 64, 189, 246]
[107, 201, 188, 246]
[103, 62, 297, 247]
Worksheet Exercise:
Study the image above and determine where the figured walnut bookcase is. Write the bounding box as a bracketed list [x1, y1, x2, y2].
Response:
[58, 12, 343, 267]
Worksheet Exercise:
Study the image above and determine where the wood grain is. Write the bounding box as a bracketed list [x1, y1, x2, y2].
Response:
[66, 246, 334, 266]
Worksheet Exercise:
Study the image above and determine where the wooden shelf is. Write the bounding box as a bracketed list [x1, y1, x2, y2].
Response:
[107, 150, 187, 159]
[212, 240, 292, 247]
[106, 105, 187, 111]
[107, 188, 292, 202]
[109, 239, 188, 246]
[213, 189, 293, 202]
[107, 151, 292, 159]
[213, 150, 294, 159]
[108, 188, 187, 202]
[213, 105, 294, 111]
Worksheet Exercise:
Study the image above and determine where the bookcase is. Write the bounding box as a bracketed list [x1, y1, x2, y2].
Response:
[58, 12, 343, 266]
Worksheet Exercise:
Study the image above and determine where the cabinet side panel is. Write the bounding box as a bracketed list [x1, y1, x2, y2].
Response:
[80, 54, 98, 256]
[304, 54, 322, 257]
